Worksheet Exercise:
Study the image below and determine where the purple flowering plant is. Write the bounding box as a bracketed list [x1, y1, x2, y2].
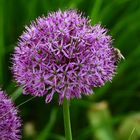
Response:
[13, 10, 118, 104]
[12, 10, 123, 140]
[0, 89, 21, 140]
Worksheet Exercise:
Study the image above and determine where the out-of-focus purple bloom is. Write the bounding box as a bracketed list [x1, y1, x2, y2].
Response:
[0, 89, 21, 140]
[13, 10, 119, 104]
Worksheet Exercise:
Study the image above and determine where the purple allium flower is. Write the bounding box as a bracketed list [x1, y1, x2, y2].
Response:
[0, 89, 21, 140]
[13, 10, 119, 104]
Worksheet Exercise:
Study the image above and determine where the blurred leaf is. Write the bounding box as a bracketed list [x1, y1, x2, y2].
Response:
[88, 101, 116, 140]
[90, 0, 102, 24]
[112, 8, 140, 35]
[11, 87, 22, 101]
[49, 133, 65, 140]
[118, 113, 140, 140]
[68, 0, 82, 8]
[36, 108, 57, 140]
[0, 0, 5, 83]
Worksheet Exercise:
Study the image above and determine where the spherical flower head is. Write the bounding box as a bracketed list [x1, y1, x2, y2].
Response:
[13, 10, 120, 104]
[0, 89, 21, 140]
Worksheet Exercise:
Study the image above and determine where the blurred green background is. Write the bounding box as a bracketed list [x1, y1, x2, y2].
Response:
[0, 0, 140, 140]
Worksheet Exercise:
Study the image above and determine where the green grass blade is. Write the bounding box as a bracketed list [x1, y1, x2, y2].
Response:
[90, 0, 102, 24]
[0, 0, 5, 83]
[11, 87, 22, 101]
[37, 109, 57, 140]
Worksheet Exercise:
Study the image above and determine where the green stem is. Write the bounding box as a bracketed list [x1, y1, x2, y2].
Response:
[63, 98, 72, 140]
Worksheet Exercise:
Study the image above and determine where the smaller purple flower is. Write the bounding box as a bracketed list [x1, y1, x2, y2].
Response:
[0, 89, 21, 140]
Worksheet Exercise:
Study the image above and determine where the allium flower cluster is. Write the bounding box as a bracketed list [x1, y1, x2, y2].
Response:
[0, 89, 21, 140]
[13, 10, 118, 104]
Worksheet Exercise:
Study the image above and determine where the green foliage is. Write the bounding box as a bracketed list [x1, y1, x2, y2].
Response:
[88, 102, 115, 140]
[118, 113, 140, 140]
[0, 0, 140, 139]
